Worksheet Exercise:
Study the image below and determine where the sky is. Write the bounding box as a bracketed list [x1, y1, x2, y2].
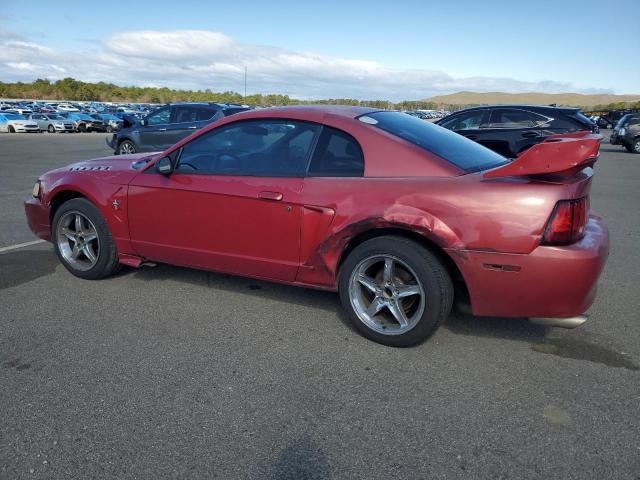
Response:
[0, 0, 638, 101]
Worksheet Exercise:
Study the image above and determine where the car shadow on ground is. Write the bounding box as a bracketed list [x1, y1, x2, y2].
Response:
[0, 247, 59, 290]
[125, 264, 640, 368]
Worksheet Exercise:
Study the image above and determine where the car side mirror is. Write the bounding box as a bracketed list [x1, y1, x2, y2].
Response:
[156, 156, 174, 175]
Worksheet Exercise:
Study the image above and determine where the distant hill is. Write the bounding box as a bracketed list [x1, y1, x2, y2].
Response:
[424, 91, 640, 108]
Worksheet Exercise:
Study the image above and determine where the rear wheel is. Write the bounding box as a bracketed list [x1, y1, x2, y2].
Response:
[48, 125, 55, 133]
[106, 125, 113, 133]
[77, 123, 87, 133]
[118, 140, 137, 155]
[339, 237, 453, 347]
[8, 125, 15, 133]
[628, 139, 640, 154]
[52, 198, 121, 280]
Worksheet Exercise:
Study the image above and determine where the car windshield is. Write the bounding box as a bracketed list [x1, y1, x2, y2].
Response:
[77, 114, 93, 120]
[359, 111, 509, 173]
[574, 111, 595, 126]
[4, 114, 25, 120]
[615, 115, 630, 128]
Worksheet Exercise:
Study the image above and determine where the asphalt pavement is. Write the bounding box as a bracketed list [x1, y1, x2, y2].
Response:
[1, 132, 639, 479]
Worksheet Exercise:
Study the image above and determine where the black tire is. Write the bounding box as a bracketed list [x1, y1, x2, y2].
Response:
[51, 198, 121, 280]
[48, 125, 55, 133]
[8, 125, 15, 133]
[106, 125, 113, 133]
[338, 237, 453, 347]
[118, 139, 137, 155]
[628, 138, 640, 154]
[77, 123, 87, 133]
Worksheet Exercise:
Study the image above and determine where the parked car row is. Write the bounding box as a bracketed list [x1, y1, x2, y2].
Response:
[0, 111, 125, 134]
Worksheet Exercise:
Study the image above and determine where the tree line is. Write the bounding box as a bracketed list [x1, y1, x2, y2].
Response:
[0, 78, 443, 110]
[1, 78, 638, 112]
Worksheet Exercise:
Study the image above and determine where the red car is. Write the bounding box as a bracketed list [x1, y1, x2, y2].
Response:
[25, 106, 609, 346]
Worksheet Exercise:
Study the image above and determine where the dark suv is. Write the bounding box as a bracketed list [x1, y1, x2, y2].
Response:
[435, 105, 598, 158]
[107, 103, 249, 154]
[610, 114, 640, 153]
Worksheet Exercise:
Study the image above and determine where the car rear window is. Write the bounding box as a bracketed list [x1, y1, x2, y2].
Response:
[359, 111, 508, 172]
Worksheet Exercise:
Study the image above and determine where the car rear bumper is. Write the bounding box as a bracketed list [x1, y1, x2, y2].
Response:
[24, 197, 52, 242]
[448, 214, 609, 318]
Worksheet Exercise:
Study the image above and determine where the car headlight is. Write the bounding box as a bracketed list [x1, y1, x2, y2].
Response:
[32, 181, 41, 198]
[55, 122, 64, 126]
[619, 128, 626, 136]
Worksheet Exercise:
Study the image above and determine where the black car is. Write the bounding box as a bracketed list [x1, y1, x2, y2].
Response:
[610, 114, 640, 153]
[107, 103, 250, 154]
[435, 105, 598, 158]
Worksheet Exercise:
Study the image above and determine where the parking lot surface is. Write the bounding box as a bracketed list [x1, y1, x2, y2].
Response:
[1, 133, 639, 479]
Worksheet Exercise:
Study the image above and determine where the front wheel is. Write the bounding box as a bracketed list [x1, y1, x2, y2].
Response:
[339, 237, 453, 347]
[118, 140, 136, 155]
[52, 198, 121, 280]
[48, 124, 55, 133]
[8, 126, 15, 133]
[106, 125, 113, 133]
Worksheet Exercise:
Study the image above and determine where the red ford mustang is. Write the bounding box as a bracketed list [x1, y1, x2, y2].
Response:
[25, 106, 609, 346]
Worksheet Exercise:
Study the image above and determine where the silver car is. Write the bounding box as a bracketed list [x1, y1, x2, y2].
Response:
[29, 113, 75, 133]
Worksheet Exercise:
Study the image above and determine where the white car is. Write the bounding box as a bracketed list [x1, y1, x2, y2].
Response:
[0, 113, 40, 133]
[56, 103, 80, 112]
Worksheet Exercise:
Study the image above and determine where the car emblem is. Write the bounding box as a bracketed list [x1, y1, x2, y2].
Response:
[112, 200, 120, 210]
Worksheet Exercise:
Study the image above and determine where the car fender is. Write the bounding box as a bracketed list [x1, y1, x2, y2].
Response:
[46, 176, 133, 254]
[297, 202, 462, 288]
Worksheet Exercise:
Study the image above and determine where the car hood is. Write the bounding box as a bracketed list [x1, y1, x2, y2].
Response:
[55, 152, 160, 183]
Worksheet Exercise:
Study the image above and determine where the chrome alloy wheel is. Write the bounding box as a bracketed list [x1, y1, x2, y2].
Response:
[56, 211, 100, 271]
[348, 255, 425, 335]
[119, 142, 135, 154]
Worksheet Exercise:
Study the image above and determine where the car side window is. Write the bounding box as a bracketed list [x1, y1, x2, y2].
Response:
[146, 107, 171, 126]
[175, 119, 320, 177]
[173, 106, 217, 124]
[488, 109, 551, 128]
[440, 110, 486, 131]
[307, 127, 364, 177]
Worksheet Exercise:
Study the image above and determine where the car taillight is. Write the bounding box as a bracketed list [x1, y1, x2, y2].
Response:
[541, 197, 588, 245]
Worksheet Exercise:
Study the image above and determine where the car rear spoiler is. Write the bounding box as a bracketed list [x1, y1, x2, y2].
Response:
[484, 131, 602, 178]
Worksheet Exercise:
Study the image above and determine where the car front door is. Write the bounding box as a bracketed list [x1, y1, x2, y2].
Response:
[137, 106, 172, 151]
[127, 118, 321, 281]
[30, 114, 44, 129]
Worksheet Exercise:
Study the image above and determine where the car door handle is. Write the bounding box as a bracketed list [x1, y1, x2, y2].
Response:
[258, 191, 283, 201]
[521, 131, 538, 138]
[188, 126, 197, 129]
[158, 128, 167, 131]
[464, 134, 478, 140]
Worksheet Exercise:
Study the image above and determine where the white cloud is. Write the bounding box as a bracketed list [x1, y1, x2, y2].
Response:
[0, 29, 610, 101]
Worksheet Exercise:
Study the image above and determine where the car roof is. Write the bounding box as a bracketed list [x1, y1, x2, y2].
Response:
[449, 104, 579, 113]
[235, 105, 379, 119]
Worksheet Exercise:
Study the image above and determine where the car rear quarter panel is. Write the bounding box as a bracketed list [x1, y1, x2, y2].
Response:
[297, 171, 594, 289]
